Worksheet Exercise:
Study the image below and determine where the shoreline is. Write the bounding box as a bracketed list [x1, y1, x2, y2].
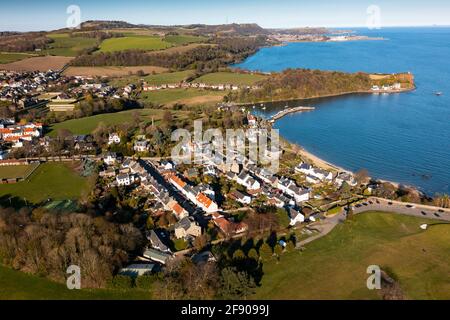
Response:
[238, 87, 416, 106]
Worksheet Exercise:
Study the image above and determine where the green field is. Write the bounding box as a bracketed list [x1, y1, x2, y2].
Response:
[194, 72, 268, 86]
[110, 70, 196, 87]
[0, 265, 151, 300]
[0, 52, 34, 64]
[100, 36, 173, 52]
[164, 35, 207, 45]
[0, 163, 91, 204]
[44, 34, 98, 57]
[256, 212, 450, 300]
[0, 163, 39, 180]
[140, 88, 225, 106]
[48, 109, 180, 136]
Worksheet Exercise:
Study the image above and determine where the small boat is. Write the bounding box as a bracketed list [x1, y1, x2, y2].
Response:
[262, 106, 266, 110]
[252, 105, 256, 109]
[435, 92, 443, 96]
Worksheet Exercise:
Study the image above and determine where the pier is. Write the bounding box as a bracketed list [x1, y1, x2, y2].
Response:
[269, 106, 316, 122]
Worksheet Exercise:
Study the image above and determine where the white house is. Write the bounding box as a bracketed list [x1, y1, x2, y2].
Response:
[108, 133, 121, 145]
[134, 140, 149, 153]
[288, 208, 305, 226]
[335, 172, 358, 187]
[236, 171, 261, 192]
[104, 152, 118, 166]
[116, 173, 135, 186]
[229, 190, 252, 205]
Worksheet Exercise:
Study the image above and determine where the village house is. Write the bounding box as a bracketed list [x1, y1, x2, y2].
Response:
[228, 190, 252, 205]
[116, 173, 136, 187]
[236, 171, 261, 193]
[335, 172, 358, 187]
[133, 140, 149, 153]
[295, 162, 333, 182]
[103, 152, 118, 166]
[174, 217, 202, 239]
[148, 230, 171, 253]
[288, 208, 305, 226]
[211, 213, 249, 237]
[143, 248, 172, 265]
[108, 133, 121, 145]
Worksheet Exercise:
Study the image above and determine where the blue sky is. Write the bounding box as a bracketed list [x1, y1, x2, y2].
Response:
[1, 0, 450, 31]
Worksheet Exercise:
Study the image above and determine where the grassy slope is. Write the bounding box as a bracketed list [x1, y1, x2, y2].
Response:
[110, 70, 196, 87]
[0, 265, 151, 300]
[47, 109, 175, 136]
[0, 163, 90, 204]
[164, 35, 207, 45]
[45, 34, 98, 57]
[100, 36, 173, 52]
[194, 72, 268, 86]
[0, 52, 34, 64]
[256, 212, 450, 300]
[139, 88, 225, 106]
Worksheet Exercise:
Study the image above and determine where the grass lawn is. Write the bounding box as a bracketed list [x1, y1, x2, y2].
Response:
[0, 163, 39, 180]
[164, 35, 207, 45]
[0, 265, 151, 300]
[100, 36, 173, 52]
[0, 52, 34, 64]
[256, 212, 450, 300]
[194, 72, 268, 86]
[0, 163, 91, 204]
[140, 88, 225, 106]
[47, 109, 180, 136]
[44, 34, 98, 57]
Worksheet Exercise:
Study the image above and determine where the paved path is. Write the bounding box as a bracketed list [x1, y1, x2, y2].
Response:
[352, 197, 450, 222]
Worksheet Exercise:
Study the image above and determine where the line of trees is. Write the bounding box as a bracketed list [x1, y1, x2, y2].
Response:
[0, 32, 53, 52]
[70, 36, 268, 73]
[227, 68, 373, 103]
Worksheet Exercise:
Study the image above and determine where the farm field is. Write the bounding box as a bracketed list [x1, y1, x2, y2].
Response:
[0, 163, 91, 204]
[64, 66, 168, 77]
[0, 52, 34, 64]
[0, 56, 73, 71]
[109, 70, 195, 87]
[194, 71, 268, 86]
[255, 212, 450, 300]
[44, 33, 98, 57]
[164, 34, 207, 45]
[147, 43, 215, 55]
[48, 109, 189, 136]
[0, 265, 151, 300]
[139, 88, 225, 106]
[0, 163, 39, 180]
[100, 36, 173, 52]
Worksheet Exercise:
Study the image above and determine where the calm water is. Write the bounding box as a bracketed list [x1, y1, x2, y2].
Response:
[235, 28, 450, 195]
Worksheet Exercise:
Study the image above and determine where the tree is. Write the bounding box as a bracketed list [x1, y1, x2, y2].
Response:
[274, 244, 283, 257]
[218, 267, 256, 300]
[259, 243, 273, 261]
[247, 248, 259, 261]
[232, 249, 245, 260]
[146, 216, 155, 230]
[355, 169, 370, 184]
[162, 110, 173, 124]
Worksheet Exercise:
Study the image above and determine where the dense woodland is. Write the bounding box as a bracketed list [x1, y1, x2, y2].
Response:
[0, 208, 143, 288]
[0, 32, 53, 52]
[227, 68, 373, 103]
[70, 36, 268, 72]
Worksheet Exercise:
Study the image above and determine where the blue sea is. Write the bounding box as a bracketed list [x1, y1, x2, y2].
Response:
[235, 27, 450, 195]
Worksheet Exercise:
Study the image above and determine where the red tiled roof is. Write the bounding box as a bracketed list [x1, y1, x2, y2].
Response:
[196, 192, 213, 208]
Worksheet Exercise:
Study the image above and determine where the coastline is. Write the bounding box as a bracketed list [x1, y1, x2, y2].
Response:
[238, 87, 416, 106]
